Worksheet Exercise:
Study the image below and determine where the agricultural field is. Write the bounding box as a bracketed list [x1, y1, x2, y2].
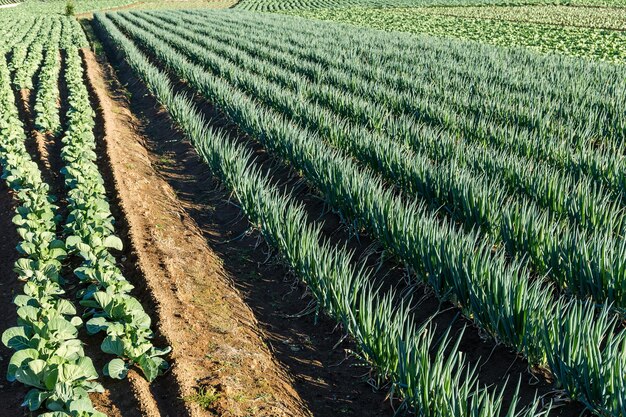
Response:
[233, 0, 626, 10]
[413, 5, 626, 29]
[0, 13, 171, 416]
[232, 0, 540, 11]
[0, 0, 235, 13]
[0, 2, 625, 417]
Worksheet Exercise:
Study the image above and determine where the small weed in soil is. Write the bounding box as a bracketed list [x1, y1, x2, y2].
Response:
[184, 386, 221, 410]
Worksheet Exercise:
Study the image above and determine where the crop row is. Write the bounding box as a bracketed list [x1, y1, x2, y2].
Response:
[105, 10, 625, 417]
[34, 20, 62, 134]
[61, 44, 169, 381]
[132, 9, 626, 311]
[0, 49, 105, 417]
[94, 12, 553, 417]
[8, 17, 44, 82]
[0, 15, 167, 416]
[12, 18, 49, 89]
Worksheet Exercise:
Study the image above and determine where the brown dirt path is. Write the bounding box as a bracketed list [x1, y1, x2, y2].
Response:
[81, 47, 311, 417]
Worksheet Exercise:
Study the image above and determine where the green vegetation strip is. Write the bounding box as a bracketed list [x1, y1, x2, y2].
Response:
[286, 7, 626, 63]
[34, 19, 62, 134]
[0, 14, 170, 416]
[103, 10, 625, 416]
[0, 0, 138, 15]
[234, 0, 546, 11]
[0, 0, 234, 15]
[0, 40, 105, 417]
[94, 12, 551, 416]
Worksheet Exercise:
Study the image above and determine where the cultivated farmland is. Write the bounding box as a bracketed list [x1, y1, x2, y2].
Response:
[233, 0, 626, 10]
[0, 2, 624, 417]
[288, 6, 626, 62]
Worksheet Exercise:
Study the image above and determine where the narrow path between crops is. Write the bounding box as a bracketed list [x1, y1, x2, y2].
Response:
[82, 47, 177, 417]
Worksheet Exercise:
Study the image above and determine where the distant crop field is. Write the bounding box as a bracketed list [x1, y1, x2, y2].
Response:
[413, 5, 626, 30]
[0, 0, 234, 13]
[0, 0, 138, 13]
[287, 6, 626, 62]
[233, 0, 543, 11]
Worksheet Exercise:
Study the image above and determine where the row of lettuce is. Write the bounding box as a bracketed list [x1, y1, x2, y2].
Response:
[0, 16, 167, 416]
[96, 9, 625, 417]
